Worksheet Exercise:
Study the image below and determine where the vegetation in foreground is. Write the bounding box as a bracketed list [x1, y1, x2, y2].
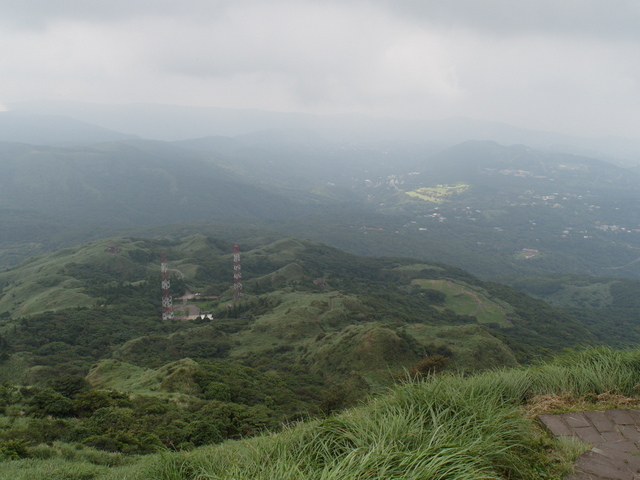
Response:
[3, 347, 640, 479]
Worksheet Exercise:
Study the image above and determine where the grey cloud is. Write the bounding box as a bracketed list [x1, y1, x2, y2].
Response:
[361, 0, 640, 40]
[6, 0, 640, 40]
[1, 0, 231, 28]
[1, 0, 639, 138]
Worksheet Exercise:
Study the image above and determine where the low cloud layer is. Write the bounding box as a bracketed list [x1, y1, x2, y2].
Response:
[2, 0, 639, 137]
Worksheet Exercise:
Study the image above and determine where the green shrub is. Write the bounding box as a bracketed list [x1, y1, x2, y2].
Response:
[0, 438, 30, 460]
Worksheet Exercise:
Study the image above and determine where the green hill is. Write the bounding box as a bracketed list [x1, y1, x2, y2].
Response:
[0, 234, 596, 396]
[0, 230, 597, 463]
[0, 234, 595, 368]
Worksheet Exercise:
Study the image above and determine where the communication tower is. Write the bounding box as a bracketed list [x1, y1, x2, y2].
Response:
[161, 252, 173, 320]
[233, 244, 243, 303]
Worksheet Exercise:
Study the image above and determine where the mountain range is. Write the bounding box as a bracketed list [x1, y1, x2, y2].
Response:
[9, 101, 640, 164]
[0, 111, 138, 146]
[0, 139, 302, 227]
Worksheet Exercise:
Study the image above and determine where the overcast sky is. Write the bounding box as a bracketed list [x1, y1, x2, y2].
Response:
[1, 0, 639, 138]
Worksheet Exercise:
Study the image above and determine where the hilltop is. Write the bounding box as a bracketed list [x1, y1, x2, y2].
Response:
[0, 111, 138, 146]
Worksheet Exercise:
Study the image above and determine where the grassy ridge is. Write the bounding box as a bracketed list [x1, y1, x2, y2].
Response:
[4, 346, 633, 479]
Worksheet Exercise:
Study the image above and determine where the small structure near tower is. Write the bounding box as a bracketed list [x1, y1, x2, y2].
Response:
[161, 252, 173, 320]
[233, 244, 243, 304]
[105, 243, 120, 254]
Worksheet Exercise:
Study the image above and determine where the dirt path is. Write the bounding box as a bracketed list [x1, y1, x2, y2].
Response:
[606, 255, 640, 271]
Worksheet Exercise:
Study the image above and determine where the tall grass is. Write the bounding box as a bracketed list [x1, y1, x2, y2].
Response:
[0, 443, 141, 480]
[138, 347, 640, 480]
[5, 347, 638, 480]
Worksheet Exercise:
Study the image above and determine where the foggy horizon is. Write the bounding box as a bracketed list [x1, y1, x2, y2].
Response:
[2, 1, 640, 139]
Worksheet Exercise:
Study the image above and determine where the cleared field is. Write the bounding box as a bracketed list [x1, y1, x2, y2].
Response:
[412, 278, 510, 326]
[405, 184, 469, 203]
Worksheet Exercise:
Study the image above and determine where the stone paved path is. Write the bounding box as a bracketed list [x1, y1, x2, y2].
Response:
[538, 410, 640, 479]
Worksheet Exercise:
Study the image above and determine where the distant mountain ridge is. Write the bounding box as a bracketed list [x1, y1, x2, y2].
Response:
[1, 128, 639, 283]
[9, 100, 640, 164]
[0, 139, 303, 226]
[0, 111, 137, 145]
[406, 140, 640, 187]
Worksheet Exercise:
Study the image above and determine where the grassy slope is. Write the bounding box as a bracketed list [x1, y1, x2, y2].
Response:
[0, 235, 597, 388]
[411, 278, 511, 326]
[0, 237, 151, 317]
[122, 347, 640, 480]
[5, 347, 640, 479]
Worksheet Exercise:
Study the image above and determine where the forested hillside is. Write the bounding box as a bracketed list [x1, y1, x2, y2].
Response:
[0, 234, 598, 458]
[500, 273, 640, 347]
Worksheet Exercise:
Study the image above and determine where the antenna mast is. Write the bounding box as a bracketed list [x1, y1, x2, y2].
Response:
[233, 244, 243, 304]
[161, 252, 173, 320]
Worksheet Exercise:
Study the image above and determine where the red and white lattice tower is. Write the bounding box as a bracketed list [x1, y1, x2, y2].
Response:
[161, 252, 173, 320]
[233, 244, 243, 303]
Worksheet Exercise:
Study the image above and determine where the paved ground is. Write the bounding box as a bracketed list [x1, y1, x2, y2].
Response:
[538, 409, 640, 479]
